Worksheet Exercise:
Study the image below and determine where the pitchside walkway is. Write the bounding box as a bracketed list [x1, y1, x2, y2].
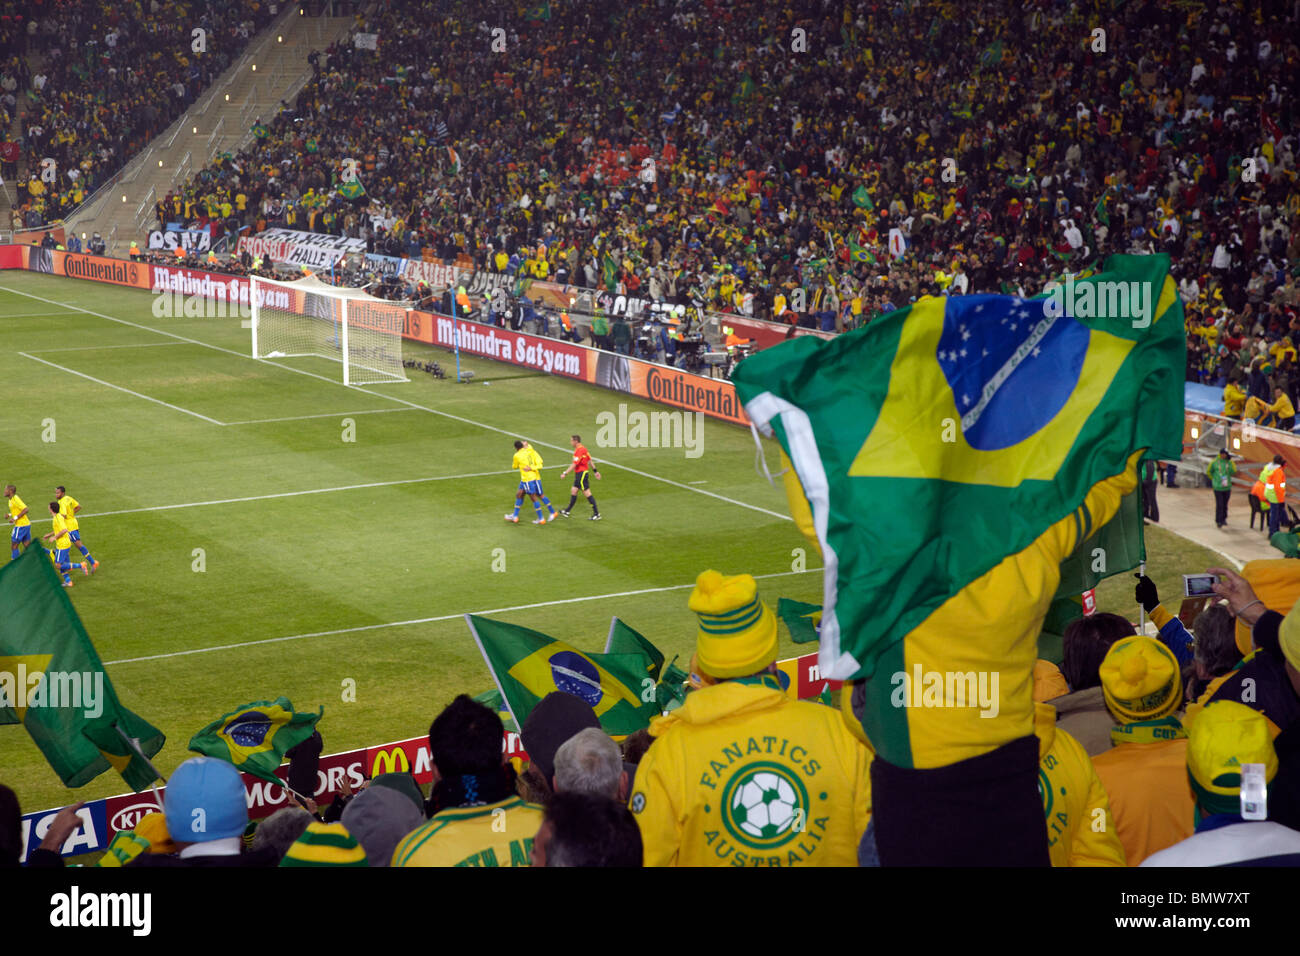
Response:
[1150, 484, 1280, 569]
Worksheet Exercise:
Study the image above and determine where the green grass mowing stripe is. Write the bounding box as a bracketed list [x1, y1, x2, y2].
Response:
[18, 351, 225, 424]
[101, 566, 824, 665]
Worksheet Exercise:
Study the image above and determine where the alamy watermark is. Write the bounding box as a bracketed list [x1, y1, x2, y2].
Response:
[0, 664, 103, 718]
[1042, 273, 1153, 329]
[889, 665, 1000, 718]
[595, 403, 704, 458]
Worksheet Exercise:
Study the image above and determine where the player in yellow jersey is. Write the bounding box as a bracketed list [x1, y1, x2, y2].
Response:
[6, 484, 32, 559]
[55, 486, 98, 571]
[42, 501, 91, 586]
[505, 440, 558, 524]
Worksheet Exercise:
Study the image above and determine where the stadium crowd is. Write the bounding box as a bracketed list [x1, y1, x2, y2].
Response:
[129, 0, 1297, 339]
[5, 565, 1300, 867]
[0, 0, 274, 230]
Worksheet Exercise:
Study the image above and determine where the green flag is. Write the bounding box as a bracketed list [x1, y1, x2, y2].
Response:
[465, 614, 657, 735]
[1094, 190, 1110, 227]
[733, 73, 754, 103]
[188, 697, 322, 787]
[602, 252, 619, 288]
[777, 598, 822, 644]
[847, 239, 878, 264]
[980, 39, 1003, 66]
[336, 176, 365, 200]
[851, 185, 874, 210]
[730, 254, 1186, 686]
[472, 688, 518, 734]
[0, 549, 165, 791]
[251, 124, 268, 139]
[524, 1, 551, 20]
[604, 618, 664, 681]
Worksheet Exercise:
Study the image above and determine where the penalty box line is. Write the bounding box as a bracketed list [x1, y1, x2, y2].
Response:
[102, 567, 823, 666]
[0, 284, 791, 523]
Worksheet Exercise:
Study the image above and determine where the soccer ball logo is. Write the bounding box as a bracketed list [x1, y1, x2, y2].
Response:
[722, 762, 808, 848]
[732, 771, 798, 839]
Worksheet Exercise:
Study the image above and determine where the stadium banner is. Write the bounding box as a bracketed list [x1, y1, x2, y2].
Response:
[364, 252, 464, 289]
[17, 646, 833, 861]
[354, 32, 379, 49]
[583, 348, 749, 426]
[237, 228, 367, 269]
[423, 312, 588, 380]
[149, 262, 297, 315]
[148, 228, 212, 252]
[17, 246, 152, 289]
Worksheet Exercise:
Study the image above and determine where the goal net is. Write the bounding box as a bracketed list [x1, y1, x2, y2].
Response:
[250, 274, 409, 385]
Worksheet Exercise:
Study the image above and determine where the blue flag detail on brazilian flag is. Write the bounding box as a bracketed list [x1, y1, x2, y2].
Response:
[730, 254, 1185, 685]
[466, 615, 658, 735]
[188, 697, 322, 787]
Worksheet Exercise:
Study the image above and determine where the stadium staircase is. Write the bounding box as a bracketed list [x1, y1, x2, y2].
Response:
[63, 6, 355, 255]
[0, 52, 41, 237]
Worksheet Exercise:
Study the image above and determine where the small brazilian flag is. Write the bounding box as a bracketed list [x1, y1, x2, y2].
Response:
[306, 137, 318, 153]
[472, 688, 519, 734]
[465, 615, 658, 735]
[777, 598, 822, 644]
[851, 185, 874, 210]
[251, 124, 268, 139]
[601, 252, 619, 289]
[847, 240, 877, 264]
[188, 697, 322, 787]
[337, 176, 365, 200]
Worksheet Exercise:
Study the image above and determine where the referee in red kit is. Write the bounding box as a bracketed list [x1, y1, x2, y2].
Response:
[558, 434, 602, 520]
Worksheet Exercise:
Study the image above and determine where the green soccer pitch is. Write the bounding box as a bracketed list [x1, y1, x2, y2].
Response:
[0, 271, 1230, 813]
[0, 271, 822, 812]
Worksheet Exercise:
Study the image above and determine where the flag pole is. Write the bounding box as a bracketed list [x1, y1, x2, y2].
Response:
[114, 723, 167, 792]
[452, 283, 463, 382]
[1138, 560, 1147, 634]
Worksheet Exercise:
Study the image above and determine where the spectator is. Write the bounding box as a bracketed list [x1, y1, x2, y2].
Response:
[250, 806, 314, 862]
[1182, 604, 1244, 720]
[341, 786, 423, 868]
[530, 792, 642, 868]
[1090, 637, 1194, 865]
[517, 691, 600, 805]
[278, 822, 368, 867]
[391, 695, 543, 867]
[1050, 612, 1138, 756]
[1031, 701, 1126, 866]
[553, 727, 627, 800]
[1140, 701, 1300, 866]
[129, 757, 279, 867]
[629, 570, 870, 866]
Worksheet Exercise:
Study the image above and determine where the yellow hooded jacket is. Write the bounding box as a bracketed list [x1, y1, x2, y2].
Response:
[1034, 703, 1126, 867]
[630, 678, 871, 867]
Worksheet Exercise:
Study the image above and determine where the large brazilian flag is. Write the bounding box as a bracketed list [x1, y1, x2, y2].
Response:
[466, 615, 658, 735]
[731, 254, 1185, 691]
[188, 697, 322, 787]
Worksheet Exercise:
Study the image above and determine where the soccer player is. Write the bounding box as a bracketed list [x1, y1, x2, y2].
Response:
[42, 501, 90, 586]
[5, 484, 31, 559]
[55, 486, 98, 570]
[506, 440, 558, 524]
[557, 434, 602, 520]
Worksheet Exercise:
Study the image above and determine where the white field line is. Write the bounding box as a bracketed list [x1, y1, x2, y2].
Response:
[22, 469, 519, 524]
[221, 408, 418, 425]
[0, 285, 791, 522]
[18, 351, 224, 425]
[24, 341, 192, 353]
[0, 311, 85, 318]
[103, 567, 822, 665]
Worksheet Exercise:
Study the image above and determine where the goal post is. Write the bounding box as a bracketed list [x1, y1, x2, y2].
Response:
[249, 273, 409, 385]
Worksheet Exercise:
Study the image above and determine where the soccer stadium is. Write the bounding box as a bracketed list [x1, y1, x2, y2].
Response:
[2, 0, 1299, 898]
